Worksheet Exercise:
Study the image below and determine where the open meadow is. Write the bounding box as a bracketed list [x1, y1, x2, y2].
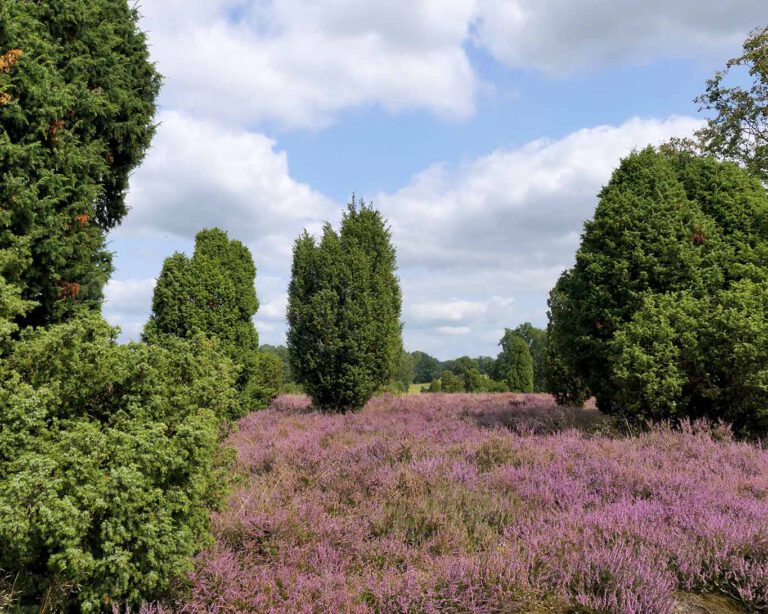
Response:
[175, 394, 768, 613]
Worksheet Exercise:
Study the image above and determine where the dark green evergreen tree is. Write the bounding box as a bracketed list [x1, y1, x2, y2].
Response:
[511, 323, 547, 391]
[145, 228, 273, 410]
[496, 330, 534, 392]
[0, 1, 161, 326]
[548, 147, 768, 427]
[439, 369, 464, 393]
[287, 198, 403, 411]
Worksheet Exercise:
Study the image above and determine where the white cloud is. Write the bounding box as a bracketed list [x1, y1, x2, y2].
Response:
[436, 326, 472, 336]
[140, 0, 478, 128]
[382, 115, 703, 271]
[103, 278, 157, 340]
[474, 0, 768, 74]
[118, 110, 337, 269]
[136, 1, 767, 129]
[409, 296, 515, 324]
[380, 115, 703, 358]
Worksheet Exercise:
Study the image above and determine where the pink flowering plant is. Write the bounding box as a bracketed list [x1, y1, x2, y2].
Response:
[173, 393, 766, 613]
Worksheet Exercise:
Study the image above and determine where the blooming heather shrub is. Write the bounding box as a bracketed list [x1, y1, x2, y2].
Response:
[176, 393, 767, 613]
[0, 315, 239, 611]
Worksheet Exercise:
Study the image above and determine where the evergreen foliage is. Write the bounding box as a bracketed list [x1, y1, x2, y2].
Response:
[496, 330, 534, 392]
[287, 199, 403, 411]
[243, 352, 284, 410]
[260, 344, 293, 383]
[613, 280, 768, 435]
[462, 367, 485, 392]
[0, 238, 33, 353]
[0, 314, 238, 611]
[145, 229, 275, 410]
[511, 323, 547, 392]
[439, 369, 464, 393]
[395, 350, 415, 392]
[548, 147, 768, 430]
[426, 378, 442, 393]
[0, 0, 161, 326]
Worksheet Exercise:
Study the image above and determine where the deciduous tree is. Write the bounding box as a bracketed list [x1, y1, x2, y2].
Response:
[696, 26, 768, 182]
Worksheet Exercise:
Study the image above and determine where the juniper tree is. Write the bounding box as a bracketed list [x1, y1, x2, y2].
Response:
[0, 0, 160, 326]
[496, 330, 534, 393]
[548, 147, 768, 430]
[287, 198, 403, 411]
[145, 229, 275, 410]
[439, 369, 464, 393]
[0, 314, 239, 611]
[511, 323, 547, 391]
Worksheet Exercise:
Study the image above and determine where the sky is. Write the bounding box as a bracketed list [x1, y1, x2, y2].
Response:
[103, 0, 768, 361]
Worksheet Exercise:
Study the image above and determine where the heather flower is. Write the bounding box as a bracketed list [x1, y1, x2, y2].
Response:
[177, 393, 767, 613]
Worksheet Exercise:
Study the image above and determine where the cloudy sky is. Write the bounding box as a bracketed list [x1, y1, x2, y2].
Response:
[104, 0, 768, 360]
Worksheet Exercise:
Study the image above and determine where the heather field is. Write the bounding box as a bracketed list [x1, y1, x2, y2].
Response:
[174, 394, 768, 613]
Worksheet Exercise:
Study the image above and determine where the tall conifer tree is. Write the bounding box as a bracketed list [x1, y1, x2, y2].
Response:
[287, 198, 402, 411]
[0, 1, 160, 326]
[145, 229, 279, 409]
[496, 329, 534, 393]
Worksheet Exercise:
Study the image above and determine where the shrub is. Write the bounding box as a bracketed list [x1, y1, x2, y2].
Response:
[496, 330, 534, 392]
[548, 148, 768, 428]
[287, 198, 403, 411]
[440, 370, 464, 393]
[0, 0, 160, 326]
[613, 281, 768, 435]
[0, 314, 239, 611]
[243, 352, 284, 410]
[482, 378, 509, 393]
[462, 367, 484, 392]
[145, 229, 272, 411]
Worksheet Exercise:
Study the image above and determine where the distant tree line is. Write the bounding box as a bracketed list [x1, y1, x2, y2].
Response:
[404, 323, 546, 394]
